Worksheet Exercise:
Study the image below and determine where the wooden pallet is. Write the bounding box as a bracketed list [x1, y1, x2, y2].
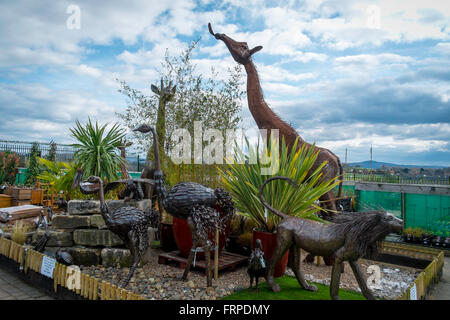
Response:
[158, 250, 247, 274]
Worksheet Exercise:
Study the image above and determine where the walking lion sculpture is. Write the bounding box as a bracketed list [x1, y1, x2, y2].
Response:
[259, 176, 403, 300]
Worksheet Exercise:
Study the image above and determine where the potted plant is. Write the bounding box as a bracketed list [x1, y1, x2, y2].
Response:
[412, 228, 424, 244]
[220, 136, 339, 277]
[422, 232, 432, 246]
[403, 227, 414, 243]
[443, 231, 450, 249]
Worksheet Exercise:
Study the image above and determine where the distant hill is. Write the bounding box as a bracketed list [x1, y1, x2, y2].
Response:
[346, 160, 447, 169]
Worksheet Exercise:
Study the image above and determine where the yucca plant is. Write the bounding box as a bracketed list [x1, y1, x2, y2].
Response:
[70, 119, 125, 181]
[219, 136, 340, 233]
[37, 157, 78, 197]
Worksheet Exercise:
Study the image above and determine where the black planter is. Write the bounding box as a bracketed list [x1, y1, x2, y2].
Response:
[433, 236, 442, 247]
[443, 237, 450, 249]
[422, 236, 430, 246]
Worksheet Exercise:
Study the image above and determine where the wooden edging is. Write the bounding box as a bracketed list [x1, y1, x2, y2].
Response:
[379, 242, 444, 300]
[0, 237, 145, 300]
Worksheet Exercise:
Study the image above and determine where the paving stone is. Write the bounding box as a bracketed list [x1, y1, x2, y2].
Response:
[106, 199, 152, 212]
[68, 199, 151, 215]
[89, 214, 107, 229]
[73, 229, 123, 247]
[101, 248, 131, 267]
[31, 229, 74, 247]
[68, 200, 101, 215]
[52, 215, 90, 229]
[67, 247, 101, 266]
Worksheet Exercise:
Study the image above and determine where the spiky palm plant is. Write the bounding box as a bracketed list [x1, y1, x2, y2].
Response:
[70, 119, 125, 181]
[219, 136, 340, 233]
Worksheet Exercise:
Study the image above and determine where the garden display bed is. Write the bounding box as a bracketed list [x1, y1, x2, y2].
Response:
[158, 250, 247, 273]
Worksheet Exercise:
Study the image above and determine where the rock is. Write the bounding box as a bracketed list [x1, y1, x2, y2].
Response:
[89, 215, 107, 229]
[67, 247, 101, 266]
[68, 200, 101, 215]
[106, 199, 152, 212]
[73, 229, 123, 247]
[32, 229, 73, 247]
[187, 281, 196, 289]
[52, 215, 90, 229]
[101, 248, 131, 267]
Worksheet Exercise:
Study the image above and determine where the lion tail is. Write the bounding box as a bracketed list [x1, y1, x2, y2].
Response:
[259, 176, 298, 220]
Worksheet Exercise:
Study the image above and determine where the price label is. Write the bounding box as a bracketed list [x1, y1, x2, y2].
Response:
[40, 256, 56, 279]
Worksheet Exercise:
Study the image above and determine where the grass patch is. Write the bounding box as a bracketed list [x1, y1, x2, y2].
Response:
[222, 276, 365, 300]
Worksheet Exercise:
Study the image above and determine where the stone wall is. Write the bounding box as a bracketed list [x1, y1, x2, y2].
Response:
[31, 199, 151, 267]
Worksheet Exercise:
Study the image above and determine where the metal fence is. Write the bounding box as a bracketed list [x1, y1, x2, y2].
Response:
[344, 173, 449, 185]
[0, 140, 76, 162]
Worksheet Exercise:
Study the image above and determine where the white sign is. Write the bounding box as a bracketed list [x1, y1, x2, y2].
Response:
[410, 283, 417, 300]
[40, 256, 56, 279]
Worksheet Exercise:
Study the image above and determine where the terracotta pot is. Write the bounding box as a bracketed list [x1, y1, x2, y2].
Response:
[252, 230, 289, 278]
[160, 223, 177, 252]
[172, 213, 230, 259]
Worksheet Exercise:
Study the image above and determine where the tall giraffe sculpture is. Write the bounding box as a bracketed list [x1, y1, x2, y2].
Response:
[208, 23, 343, 217]
[117, 139, 133, 180]
[140, 79, 176, 200]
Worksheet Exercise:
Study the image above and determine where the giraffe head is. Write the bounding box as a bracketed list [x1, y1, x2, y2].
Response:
[151, 79, 176, 104]
[208, 22, 262, 65]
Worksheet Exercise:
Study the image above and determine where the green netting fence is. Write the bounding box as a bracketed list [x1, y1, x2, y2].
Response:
[341, 185, 449, 236]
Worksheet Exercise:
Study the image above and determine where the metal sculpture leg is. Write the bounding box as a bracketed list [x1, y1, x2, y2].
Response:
[349, 260, 376, 300]
[181, 217, 198, 281]
[266, 233, 291, 292]
[288, 245, 317, 292]
[329, 252, 344, 300]
[122, 230, 140, 288]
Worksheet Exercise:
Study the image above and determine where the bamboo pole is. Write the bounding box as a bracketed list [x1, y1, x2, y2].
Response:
[214, 228, 219, 280]
[93, 278, 99, 300]
[53, 263, 59, 293]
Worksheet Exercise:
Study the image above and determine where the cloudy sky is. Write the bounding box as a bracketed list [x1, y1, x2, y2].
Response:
[0, 0, 449, 166]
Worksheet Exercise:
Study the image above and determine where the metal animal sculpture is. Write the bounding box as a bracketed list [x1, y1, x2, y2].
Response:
[248, 238, 266, 290]
[134, 124, 235, 287]
[71, 168, 153, 201]
[77, 175, 159, 288]
[34, 208, 73, 266]
[209, 23, 343, 218]
[117, 139, 133, 180]
[259, 176, 403, 300]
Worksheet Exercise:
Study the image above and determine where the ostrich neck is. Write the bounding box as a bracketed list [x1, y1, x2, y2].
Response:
[151, 127, 168, 202]
[244, 61, 304, 147]
[97, 180, 110, 221]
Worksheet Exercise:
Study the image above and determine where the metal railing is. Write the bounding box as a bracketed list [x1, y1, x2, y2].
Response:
[0, 140, 76, 162]
[343, 173, 449, 185]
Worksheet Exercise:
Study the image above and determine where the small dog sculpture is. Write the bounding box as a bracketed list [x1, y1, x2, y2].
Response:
[248, 239, 266, 290]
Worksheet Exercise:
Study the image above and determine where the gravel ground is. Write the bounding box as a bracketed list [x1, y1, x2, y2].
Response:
[81, 249, 419, 300]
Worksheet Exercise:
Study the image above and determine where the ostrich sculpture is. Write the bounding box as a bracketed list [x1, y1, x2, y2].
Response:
[134, 124, 235, 287]
[77, 175, 159, 288]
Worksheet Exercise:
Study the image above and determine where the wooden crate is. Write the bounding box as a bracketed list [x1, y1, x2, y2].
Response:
[31, 189, 43, 205]
[11, 188, 32, 200]
[4, 186, 12, 196]
[12, 199, 32, 206]
[0, 195, 12, 208]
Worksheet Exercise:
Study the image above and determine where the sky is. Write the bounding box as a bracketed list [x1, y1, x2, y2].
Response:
[0, 0, 449, 166]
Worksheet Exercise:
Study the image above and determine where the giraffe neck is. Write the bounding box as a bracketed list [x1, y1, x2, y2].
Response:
[243, 61, 304, 148]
